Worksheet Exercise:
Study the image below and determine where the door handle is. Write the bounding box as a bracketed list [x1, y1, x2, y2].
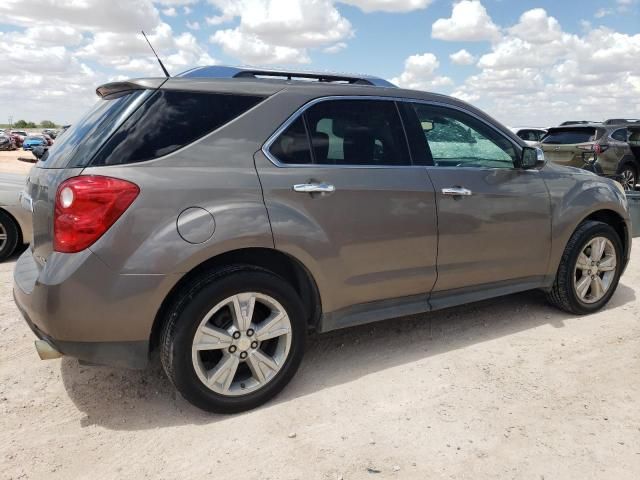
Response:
[293, 183, 336, 193]
[441, 187, 472, 197]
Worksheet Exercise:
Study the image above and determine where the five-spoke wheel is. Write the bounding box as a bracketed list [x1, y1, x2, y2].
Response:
[161, 267, 305, 413]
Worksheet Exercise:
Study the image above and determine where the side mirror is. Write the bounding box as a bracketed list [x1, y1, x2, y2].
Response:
[521, 146, 545, 169]
[32, 146, 46, 160]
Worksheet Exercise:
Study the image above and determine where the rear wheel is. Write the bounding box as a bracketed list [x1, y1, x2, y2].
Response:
[618, 163, 637, 191]
[547, 221, 623, 314]
[161, 267, 306, 413]
[0, 210, 20, 261]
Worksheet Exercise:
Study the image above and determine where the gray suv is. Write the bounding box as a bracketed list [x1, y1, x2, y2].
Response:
[13, 67, 632, 413]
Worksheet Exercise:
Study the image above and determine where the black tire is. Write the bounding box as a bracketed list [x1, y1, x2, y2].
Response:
[160, 266, 306, 413]
[618, 162, 637, 191]
[0, 210, 20, 262]
[547, 220, 623, 314]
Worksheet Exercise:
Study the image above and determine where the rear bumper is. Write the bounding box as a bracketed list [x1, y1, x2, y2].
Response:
[12, 248, 174, 369]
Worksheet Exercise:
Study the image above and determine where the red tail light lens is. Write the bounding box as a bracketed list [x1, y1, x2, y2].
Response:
[54, 175, 139, 253]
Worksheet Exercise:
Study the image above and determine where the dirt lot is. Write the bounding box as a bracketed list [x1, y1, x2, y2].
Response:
[0, 239, 638, 480]
[0, 150, 35, 175]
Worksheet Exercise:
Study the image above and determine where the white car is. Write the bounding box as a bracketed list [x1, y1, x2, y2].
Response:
[0, 173, 32, 261]
[509, 127, 547, 146]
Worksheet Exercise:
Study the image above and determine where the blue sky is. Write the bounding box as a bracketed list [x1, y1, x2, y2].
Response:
[0, 0, 639, 126]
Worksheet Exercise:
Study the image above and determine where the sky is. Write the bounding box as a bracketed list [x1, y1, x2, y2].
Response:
[0, 0, 639, 127]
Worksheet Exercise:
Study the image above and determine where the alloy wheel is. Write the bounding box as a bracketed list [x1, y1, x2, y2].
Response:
[620, 168, 636, 191]
[573, 236, 617, 304]
[191, 292, 292, 396]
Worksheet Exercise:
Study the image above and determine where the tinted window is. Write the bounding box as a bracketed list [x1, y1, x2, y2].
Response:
[304, 100, 411, 166]
[43, 90, 148, 168]
[517, 130, 540, 141]
[410, 104, 517, 169]
[611, 129, 628, 142]
[541, 128, 598, 144]
[91, 91, 264, 166]
[269, 116, 312, 165]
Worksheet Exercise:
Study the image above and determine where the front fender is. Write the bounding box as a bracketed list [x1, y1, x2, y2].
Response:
[543, 166, 631, 281]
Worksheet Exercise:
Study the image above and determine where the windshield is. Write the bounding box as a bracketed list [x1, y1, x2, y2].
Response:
[541, 128, 599, 145]
[39, 89, 149, 168]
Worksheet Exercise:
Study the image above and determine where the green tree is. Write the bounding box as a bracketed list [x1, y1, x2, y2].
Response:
[26, 121, 37, 128]
[14, 119, 28, 128]
[40, 120, 57, 128]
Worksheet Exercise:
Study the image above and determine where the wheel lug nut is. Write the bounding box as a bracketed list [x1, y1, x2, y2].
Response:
[247, 328, 254, 337]
[239, 351, 248, 359]
[232, 331, 241, 339]
[251, 341, 258, 349]
[229, 345, 237, 353]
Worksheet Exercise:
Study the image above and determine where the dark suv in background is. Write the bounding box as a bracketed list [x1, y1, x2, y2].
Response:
[13, 67, 631, 413]
[540, 121, 640, 190]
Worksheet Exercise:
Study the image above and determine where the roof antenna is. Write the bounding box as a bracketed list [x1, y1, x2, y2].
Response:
[141, 30, 170, 78]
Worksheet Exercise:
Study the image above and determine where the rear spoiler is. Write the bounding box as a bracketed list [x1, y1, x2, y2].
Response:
[95, 78, 167, 98]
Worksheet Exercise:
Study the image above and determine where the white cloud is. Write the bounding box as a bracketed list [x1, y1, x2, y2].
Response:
[449, 49, 475, 65]
[162, 7, 177, 16]
[183, 6, 193, 14]
[432, 0, 500, 42]
[186, 20, 200, 30]
[391, 53, 453, 90]
[508, 8, 562, 44]
[208, 0, 353, 64]
[449, 8, 640, 125]
[338, 0, 432, 12]
[324, 42, 348, 53]
[595, 8, 613, 18]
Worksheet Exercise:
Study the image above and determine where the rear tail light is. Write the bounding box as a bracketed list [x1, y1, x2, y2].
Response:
[594, 144, 608, 154]
[54, 175, 139, 253]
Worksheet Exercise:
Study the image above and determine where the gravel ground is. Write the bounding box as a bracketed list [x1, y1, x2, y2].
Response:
[1, 246, 639, 478]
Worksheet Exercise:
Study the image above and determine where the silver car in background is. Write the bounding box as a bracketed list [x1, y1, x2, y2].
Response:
[0, 173, 32, 261]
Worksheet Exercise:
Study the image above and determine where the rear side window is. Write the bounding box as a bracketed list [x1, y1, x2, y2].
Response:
[91, 91, 264, 166]
[541, 128, 598, 145]
[305, 100, 411, 166]
[611, 128, 628, 142]
[268, 117, 312, 165]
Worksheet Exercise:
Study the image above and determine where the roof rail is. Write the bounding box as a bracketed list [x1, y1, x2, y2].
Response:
[603, 118, 640, 125]
[177, 65, 396, 87]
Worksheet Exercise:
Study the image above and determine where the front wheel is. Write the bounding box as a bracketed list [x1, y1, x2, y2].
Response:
[161, 267, 306, 413]
[547, 221, 623, 314]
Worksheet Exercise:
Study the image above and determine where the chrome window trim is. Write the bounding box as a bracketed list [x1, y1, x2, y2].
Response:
[261, 95, 523, 170]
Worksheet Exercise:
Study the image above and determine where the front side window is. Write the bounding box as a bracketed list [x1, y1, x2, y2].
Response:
[410, 103, 517, 169]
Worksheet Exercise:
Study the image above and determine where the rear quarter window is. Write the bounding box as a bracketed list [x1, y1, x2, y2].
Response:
[90, 90, 264, 166]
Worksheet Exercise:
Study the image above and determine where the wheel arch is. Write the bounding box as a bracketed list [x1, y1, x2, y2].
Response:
[581, 209, 629, 258]
[149, 247, 322, 352]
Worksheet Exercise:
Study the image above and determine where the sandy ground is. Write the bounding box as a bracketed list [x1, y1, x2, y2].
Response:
[0, 150, 35, 175]
[0, 238, 638, 480]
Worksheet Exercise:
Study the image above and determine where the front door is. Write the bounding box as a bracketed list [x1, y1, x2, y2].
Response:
[404, 102, 551, 307]
[255, 98, 438, 318]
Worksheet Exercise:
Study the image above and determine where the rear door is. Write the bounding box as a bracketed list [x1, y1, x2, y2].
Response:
[255, 98, 438, 316]
[402, 102, 551, 307]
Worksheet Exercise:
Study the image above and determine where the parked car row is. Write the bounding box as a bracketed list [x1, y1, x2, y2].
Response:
[511, 119, 640, 190]
[0, 129, 57, 151]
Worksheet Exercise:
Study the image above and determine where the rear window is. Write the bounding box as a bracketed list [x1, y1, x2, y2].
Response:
[42, 90, 148, 168]
[541, 128, 599, 144]
[90, 90, 264, 166]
